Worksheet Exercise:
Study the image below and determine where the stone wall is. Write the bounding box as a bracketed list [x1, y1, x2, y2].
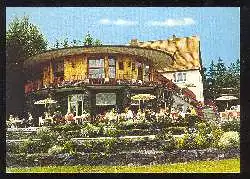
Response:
[6, 148, 239, 167]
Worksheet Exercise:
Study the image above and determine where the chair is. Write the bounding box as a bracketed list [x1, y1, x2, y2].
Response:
[132, 79, 136, 84]
[84, 78, 90, 84]
[104, 77, 109, 84]
[39, 117, 45, 126]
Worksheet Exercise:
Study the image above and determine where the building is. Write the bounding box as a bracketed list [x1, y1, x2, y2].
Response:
[130, 35, 204, 103]
[23, 35, 203, 119]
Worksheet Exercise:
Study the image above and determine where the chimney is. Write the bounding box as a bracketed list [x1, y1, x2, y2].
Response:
[130, 39, 139, 46]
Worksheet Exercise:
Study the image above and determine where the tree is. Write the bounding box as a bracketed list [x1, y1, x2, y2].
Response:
[203, 58, 240, 101]
[83, 32, 102, 46]
[72, 39, 78, 47]
[62, 38, 69, 48]
[204, 60, 218, 100]
[6, 16, 47, 117]
[83, 32, 94, 46]
[94, 39, 102, 46]
[215, 57, 227, 88]
[54, 39, 60, 49]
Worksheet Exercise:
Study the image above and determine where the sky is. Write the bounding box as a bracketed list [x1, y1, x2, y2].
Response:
[6, 7, 240, 68]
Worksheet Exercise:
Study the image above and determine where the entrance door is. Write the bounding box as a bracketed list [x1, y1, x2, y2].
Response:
[138, 67, 143, 80]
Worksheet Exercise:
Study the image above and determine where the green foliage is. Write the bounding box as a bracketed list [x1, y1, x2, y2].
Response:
[6, 16, 47, 64]
[204, 58, 240, 100]
[94, 39, 102, 46]
[102, 127, 119, 137]
[156, 131, 178, 151]
[63, 140, 76, 154]
[83, 32, 102, 46]
[218, 131, 240, 150]
[62, 38, 69, 48]
[178, 133, 197, 150]
[80, 123, 101, 137]
[210, 127, 224, 148]
[19, 139, 43, 154]
[48, 145, 65, 155]
[6, 16, 47, 116]
[220, 120, 240, 132]
[53, 124, 81, 133]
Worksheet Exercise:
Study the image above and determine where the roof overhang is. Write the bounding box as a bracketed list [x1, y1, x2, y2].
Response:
[23, 45, 173, 70]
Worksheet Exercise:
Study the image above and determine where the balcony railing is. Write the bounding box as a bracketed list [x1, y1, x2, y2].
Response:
[25, 76, 199, 107]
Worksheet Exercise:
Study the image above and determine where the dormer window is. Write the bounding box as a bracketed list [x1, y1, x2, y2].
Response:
[173, 72, 186, 83]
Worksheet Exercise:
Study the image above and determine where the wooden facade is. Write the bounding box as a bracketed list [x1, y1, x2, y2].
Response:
[24, 46, 200, 118]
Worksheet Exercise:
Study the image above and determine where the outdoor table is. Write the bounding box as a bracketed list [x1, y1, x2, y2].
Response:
[13, 119, 23, 128]
[74, 116, 83, 124]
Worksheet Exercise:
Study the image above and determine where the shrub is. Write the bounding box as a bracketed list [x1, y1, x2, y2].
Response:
[80, 123, 101, 137]
[6, 131, 36, 140]
[52, 124, 82, 132]
[37, 127, 55, 142]
[178, 133, 197, 150]
[220, 120, 240, 132]
[164, 127, 187, 135]
[6, 141, 20, 154]
[48, 145, 65, 155]
[210, 127, 224, 148]
[18, 139, 44, 154]
[63, 140, 77, 154]
[196, 122, 211, 135]
[218, 131, 240, 150]
[102, 127, 118, 137]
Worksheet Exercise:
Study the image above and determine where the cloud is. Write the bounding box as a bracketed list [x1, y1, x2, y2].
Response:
[99, 18, 137, 26]
[148, 18, 195, 27]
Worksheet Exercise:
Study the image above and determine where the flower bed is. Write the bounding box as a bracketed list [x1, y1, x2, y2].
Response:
[6, 148, 240, 167]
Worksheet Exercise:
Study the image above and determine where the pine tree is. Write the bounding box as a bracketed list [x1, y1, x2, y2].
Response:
[215, 57, 227, 88]
[62, 38, 69, 48]
[55, 39, 60, 49]
[83, 32, 94, 46]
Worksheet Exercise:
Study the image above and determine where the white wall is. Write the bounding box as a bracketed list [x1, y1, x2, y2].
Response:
[162, 69, 204, 102]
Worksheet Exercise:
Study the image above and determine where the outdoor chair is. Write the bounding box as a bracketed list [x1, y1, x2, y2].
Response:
[104, 77, 109, 84]
[38, 117, 45, 126]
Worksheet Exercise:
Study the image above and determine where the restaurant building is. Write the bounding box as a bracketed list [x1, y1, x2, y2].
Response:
[23, 35, 203, 118]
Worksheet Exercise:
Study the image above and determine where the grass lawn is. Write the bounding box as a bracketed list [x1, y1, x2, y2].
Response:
[6, 158, 240, 173]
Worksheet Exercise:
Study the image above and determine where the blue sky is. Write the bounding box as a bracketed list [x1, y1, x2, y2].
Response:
[6, 7, 240, 68]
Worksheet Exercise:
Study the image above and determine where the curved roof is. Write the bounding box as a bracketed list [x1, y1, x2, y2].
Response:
[24, 45, 173, 70]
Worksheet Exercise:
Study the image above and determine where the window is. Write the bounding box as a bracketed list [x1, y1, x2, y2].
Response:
[68, 94, 84, 116]
[96, 93, 116, 105]
[132, 62, 135, 71]
[109, 57, 116, 78]
[119, 61, 124, 70]
[71, 59, 76, 68]
[88, 58, 105, 78]
[174, 72, 187, 83]
[53, 61, 64, 77]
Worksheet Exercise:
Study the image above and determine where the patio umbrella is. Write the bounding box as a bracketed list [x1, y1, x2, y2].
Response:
[131, 94, 156, 109]
[34, 98, 57, 108]
[215, 95, 238, 109]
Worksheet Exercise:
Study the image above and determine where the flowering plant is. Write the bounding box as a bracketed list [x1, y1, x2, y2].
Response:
[218, 131, 240, 150]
